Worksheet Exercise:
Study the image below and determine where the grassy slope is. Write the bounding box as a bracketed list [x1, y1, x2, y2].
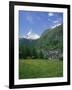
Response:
[19, 59, 63, 79]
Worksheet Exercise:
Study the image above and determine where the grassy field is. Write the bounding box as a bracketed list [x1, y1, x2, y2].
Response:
[19, 59, 63, 79]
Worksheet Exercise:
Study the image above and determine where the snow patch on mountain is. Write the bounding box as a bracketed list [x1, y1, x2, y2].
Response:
[23, 30, 40, 40]
[51, 23, 61, 29]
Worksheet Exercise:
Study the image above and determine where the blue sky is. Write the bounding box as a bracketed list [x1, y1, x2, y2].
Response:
[19, 10, 63, 37]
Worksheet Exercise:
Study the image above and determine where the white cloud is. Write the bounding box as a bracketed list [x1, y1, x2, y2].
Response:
[48, 12, 54, 16]
[53, 18, 62, 24]
[53, 20, 59, 24]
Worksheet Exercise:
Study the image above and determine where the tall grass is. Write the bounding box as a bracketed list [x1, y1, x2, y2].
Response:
[19, 59, 63, 79]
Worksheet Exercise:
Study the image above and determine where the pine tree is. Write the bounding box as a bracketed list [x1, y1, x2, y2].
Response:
[39, 50, 44, 59]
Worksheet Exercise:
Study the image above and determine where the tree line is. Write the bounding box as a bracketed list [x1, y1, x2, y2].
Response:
[19, 45, 43, 59]
[19, 42, 63, 60]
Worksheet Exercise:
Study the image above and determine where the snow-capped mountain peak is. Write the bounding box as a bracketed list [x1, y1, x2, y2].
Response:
[24, 30, 40, 40]
[27, 31, 32, 36]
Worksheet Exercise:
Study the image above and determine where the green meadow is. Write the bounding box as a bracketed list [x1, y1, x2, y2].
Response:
[19, 59, 63, 79]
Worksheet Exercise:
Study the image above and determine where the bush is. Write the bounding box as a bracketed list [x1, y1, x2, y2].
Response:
[59, 57, 63, 61]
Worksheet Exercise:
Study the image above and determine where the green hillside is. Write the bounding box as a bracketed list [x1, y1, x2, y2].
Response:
[37, 24, 63, 49]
